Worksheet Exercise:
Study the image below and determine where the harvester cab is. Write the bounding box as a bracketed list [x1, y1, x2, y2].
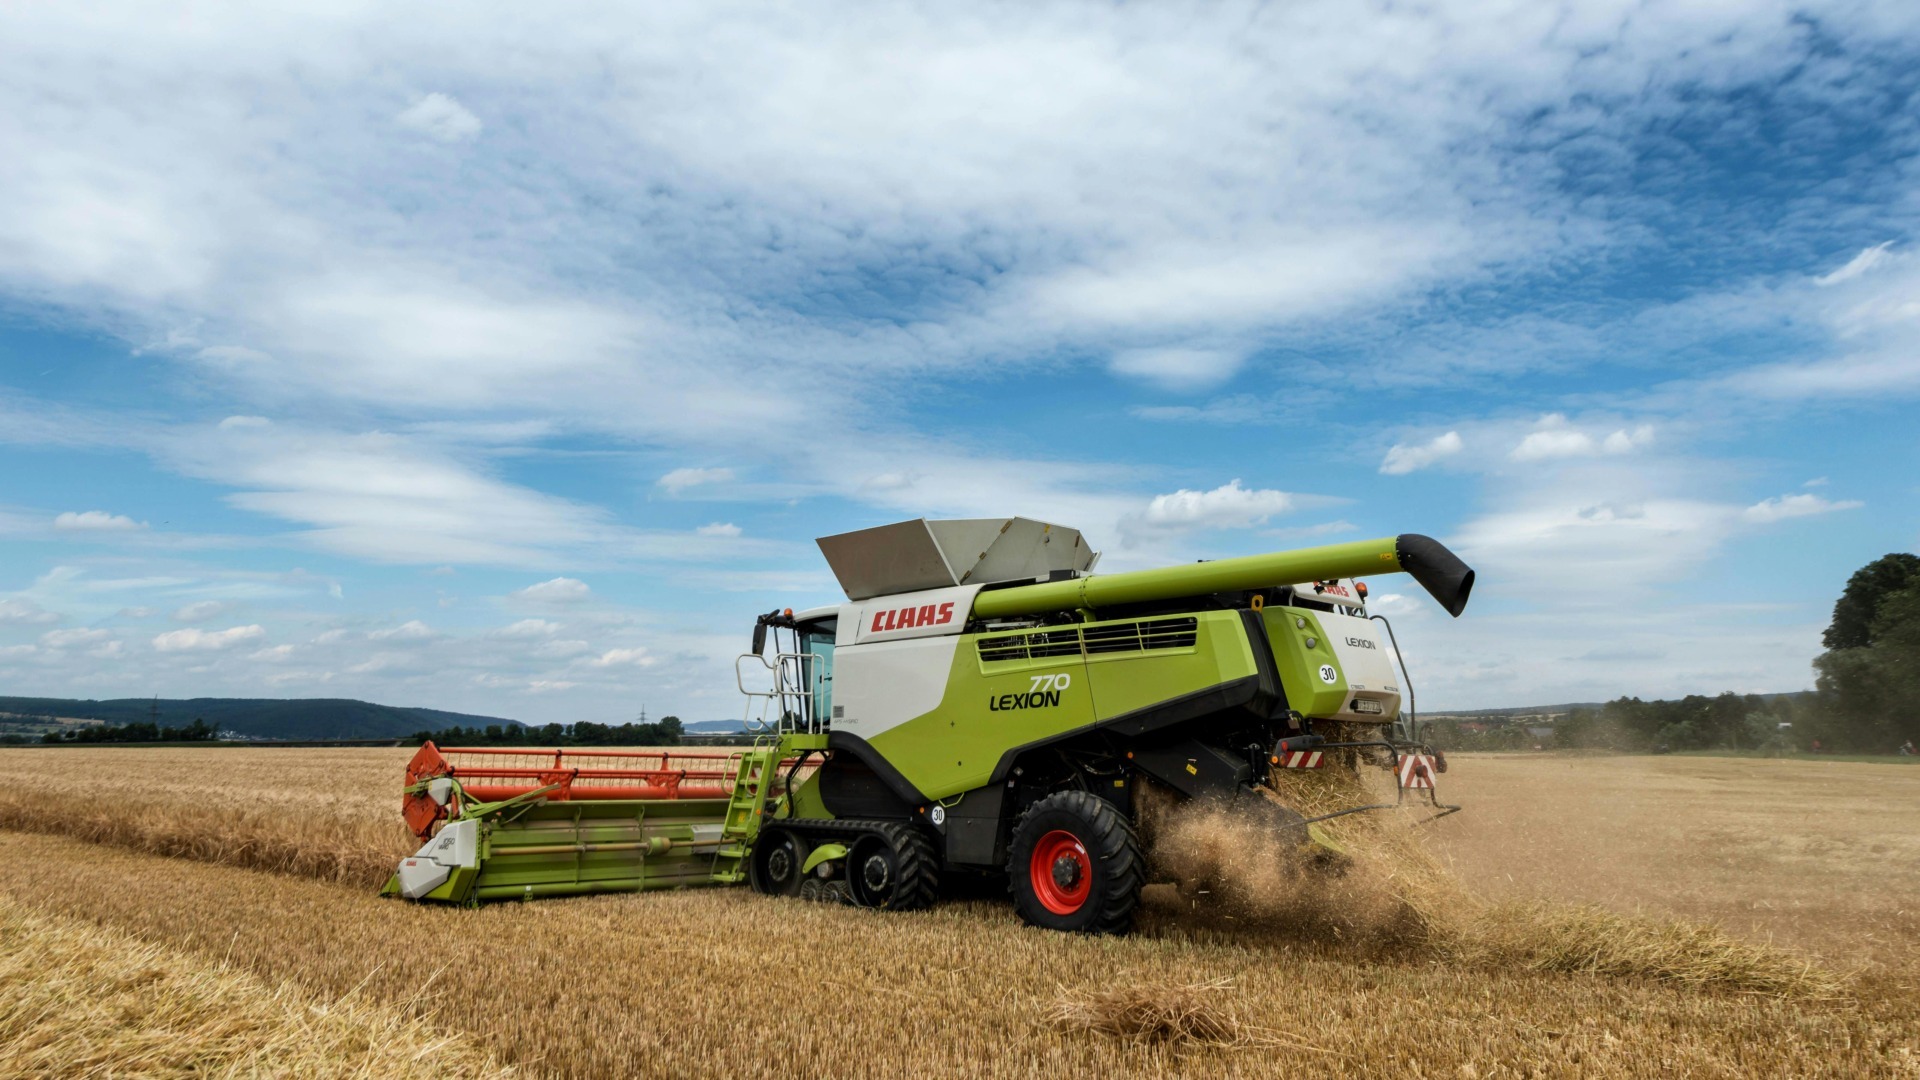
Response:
[386, 517, 1474, 935]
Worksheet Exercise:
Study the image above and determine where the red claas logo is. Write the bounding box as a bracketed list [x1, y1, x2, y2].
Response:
[870, 601, 956, 632]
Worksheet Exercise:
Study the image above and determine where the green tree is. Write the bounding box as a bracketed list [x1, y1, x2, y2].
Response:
[1823, 553, 1920, 650]
[1813, 564, 1920, 752]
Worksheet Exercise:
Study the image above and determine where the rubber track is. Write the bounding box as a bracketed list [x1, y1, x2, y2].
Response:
[775, 818, 940, 912]
[1008, 791, 1145, 935]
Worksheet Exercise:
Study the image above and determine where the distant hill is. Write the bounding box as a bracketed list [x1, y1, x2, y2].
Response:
[0, 696, 524, 741]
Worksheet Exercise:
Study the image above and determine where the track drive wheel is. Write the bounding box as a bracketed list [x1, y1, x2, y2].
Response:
[1007, 791, 1144, 934]
[846, 824, 939, 911]
[749, 828, 808, 897]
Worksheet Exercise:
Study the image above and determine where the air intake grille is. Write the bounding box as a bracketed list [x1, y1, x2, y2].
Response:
[976, 617, 1199, 664]
[1082, 616, 1199, 654]
[976, 628, 1083, 663]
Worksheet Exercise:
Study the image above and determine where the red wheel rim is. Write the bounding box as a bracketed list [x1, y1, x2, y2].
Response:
[1029, 829, 1092, 915]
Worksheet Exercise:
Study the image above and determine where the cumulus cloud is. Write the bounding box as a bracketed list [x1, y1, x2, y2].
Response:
[588, 647, 654, 668]
[368, 619, 434, 641]
[696, 522, 742, 538]
[0, 599, 60, 625]
[40, 628, 109, 648]
[53, 510, 144, 531]
[1138, 479, 1293, 530]
[1742, 493, 1863, 523]
[152, 624, 265, 651]
[249, 644, 294, 661]
[513, 578, 592, 604]
[490, 618, 561, 639]
[171, 600, 227, 623]
[658, 467, 734, 495]
[1510, 416, 1653, 462]
[395, 92, 482, 143]
[1107, 348, 1244, 391]
[1380, 431, 1463, 475]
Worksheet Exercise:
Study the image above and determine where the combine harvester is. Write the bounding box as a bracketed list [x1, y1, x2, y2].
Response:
[386, 519, 1472, 933]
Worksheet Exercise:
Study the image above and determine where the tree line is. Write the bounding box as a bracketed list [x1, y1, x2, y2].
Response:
[409, 715, 685, 746]
[1437, 552, 1919, 755]
[37, 718, 220, 745]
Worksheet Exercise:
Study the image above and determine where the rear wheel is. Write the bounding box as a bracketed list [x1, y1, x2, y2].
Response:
[749, 828, 807, 897]
[1007, 791, 1144, 934]
[845, 824, 939, 911]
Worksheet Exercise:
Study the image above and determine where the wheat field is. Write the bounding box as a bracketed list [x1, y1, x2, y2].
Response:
[0, 746, 1915, 1077]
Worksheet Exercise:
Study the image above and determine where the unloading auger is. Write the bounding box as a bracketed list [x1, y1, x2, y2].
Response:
[385, 519, 1472, 934]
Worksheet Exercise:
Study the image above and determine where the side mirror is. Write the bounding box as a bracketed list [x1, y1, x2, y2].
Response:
[751, 620, 768, 656]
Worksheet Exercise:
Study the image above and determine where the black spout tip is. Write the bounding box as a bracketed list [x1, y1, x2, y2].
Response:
[1395, 534, 1475, 617]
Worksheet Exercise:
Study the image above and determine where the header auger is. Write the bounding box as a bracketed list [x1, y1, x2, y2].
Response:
[385, 519, 1472, 933]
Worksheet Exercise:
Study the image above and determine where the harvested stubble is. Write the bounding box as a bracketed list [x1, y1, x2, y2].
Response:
[2, 746, 1916, 1076]
[4, 830, 1915, 1079]
[1145, 755, 1847, 999]
[0, 893, 506, 1079]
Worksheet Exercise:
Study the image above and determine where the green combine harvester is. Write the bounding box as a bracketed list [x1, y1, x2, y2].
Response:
[385, 518, 1472, 933]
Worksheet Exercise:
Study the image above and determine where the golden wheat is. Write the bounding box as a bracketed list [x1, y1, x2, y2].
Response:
[0, 893, 506, 1079]
[0, 747, 1915, 1076]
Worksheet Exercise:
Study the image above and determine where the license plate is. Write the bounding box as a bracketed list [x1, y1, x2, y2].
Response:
[1352, 699, 1383, 714]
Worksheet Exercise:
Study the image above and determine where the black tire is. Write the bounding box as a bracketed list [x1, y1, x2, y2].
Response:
[749, 828, 808, 897]
[1006, 791, 1144, 934]
[845, 824, 939, 912]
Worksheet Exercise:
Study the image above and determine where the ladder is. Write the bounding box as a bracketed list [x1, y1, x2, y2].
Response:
[710, 743, 779, 884]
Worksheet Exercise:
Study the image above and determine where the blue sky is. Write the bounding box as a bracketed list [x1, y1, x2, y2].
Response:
[2, 2, 1917, 723]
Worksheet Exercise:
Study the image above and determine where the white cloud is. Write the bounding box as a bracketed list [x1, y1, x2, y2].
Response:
[218, 415, 272, 429]
[1742, 493, 1863, 524]
[490, 618, 561, 639]
[40, 628, 109, 648]
[87, 640, 124, 659]
[1137, 479, 1293, 531]
[513, 578, 592, 604]
[531, 638, 592, 659]
[368, 619, 434, 641]
[0, 599, 60, 625]
[0, 645, 36, 659]
[248, 644, 294, 661]
[1107, 348, 1243, 391]
[152, 624, 265, 651]
[696, 522, 742, 538]
[1510, 416, 1653, 462]
[171, 600, 227, 623]
[116, 606, 156, 618]
[395, 93, 482, 143]
[53, 510, 144, 531]
[1601, 426, 1655, 454]
[588, 647, 655, 668]
[658, 467, 734, 495]
[1380, 431, 1462, 475]
[1816, 242, 1893, 287]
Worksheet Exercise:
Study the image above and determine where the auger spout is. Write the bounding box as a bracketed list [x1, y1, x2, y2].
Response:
[968, 534, 1474, 619]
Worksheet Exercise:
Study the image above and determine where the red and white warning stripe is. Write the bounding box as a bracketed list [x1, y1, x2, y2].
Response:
[1275, 750, 1323, 769]
[1398, 753, 1436, 789]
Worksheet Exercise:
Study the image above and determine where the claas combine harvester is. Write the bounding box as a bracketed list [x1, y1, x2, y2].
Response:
[386, 518, 1473, 933]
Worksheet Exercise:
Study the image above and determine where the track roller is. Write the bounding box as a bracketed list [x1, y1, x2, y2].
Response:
[845, 824, 939, 911]
[749, 827, 808, 897]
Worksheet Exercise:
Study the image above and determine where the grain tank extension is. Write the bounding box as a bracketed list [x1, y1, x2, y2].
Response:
[386, 518, 1472, 934]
